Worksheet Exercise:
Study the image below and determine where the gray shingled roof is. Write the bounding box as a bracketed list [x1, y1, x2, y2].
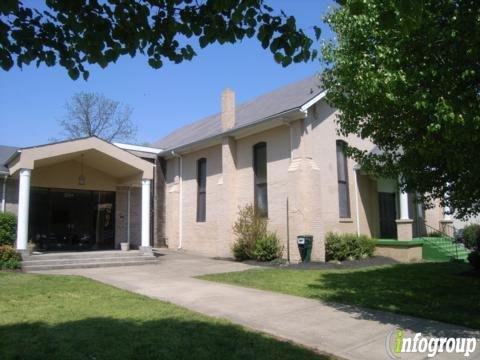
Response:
[152, 75, 324, 150]
[0, 145, 18, 174]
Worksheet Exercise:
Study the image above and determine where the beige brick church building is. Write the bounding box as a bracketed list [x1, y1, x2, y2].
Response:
[0, 75, 447, 262]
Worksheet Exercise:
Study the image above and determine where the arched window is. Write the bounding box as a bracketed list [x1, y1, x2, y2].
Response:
[197, 158, 207, 222]
[336, 140, 351, 218]
[253, 142, 268, 217]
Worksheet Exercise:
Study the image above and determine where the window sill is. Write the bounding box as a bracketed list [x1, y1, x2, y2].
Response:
[339, 218, 354, 223]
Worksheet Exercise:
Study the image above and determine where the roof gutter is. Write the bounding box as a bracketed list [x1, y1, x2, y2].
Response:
[299, 90, 327, 113]
[113, 142, 163, 154]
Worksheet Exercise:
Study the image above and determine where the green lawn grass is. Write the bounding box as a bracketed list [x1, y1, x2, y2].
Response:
[201, 262, 480, 329]
[0, 272, 331, 360]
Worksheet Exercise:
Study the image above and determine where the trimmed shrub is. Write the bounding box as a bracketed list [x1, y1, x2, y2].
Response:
[0, 212, 17, 246]
[0, 245, 21, 270]
[358, 234, 376, 257]
[463, 224, 480, 249]
[325, 232, 376, 261]
[253, 232, 283, 262]
[232, 239, 251, 261]
[232, 204, 268, 261]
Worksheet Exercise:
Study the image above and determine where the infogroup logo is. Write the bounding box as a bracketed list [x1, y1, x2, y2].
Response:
[385, 329, 478, 359]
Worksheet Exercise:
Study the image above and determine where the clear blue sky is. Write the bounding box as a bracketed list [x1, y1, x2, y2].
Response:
[0, 1, 335, 148]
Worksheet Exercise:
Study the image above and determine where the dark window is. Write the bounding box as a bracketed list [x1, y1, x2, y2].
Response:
[336, 140, 351, 218]
[196, 158, 207, 222]
[253, 142, 268, 217]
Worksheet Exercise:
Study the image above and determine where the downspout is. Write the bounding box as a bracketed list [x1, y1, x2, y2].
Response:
[353, 167, 361, 236]
[127, 185, 131, 246]
[1, 175, 7, 213]
[283, 119, 292, 263]
[171, 151, 183, 249]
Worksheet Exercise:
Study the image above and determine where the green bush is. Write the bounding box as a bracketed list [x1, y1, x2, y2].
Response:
[0, 245, 22, 270]
[232, 238, 251, 261]
[358, 234, 376, 257]
[0, 212, 17, 246]
[463, 224, 480, 249]
[325, 232, 376, 261]
[253, 232, 283, 262]
[232, 204, 268, 261]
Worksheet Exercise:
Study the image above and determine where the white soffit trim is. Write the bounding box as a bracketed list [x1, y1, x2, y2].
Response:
[114, 142, 163, 154]
[299, 90, 327, 113]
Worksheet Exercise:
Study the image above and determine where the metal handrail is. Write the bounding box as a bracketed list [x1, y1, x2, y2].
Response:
[422, 222, 460, 260]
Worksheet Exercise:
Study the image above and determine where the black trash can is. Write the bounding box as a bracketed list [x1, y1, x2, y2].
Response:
[297, 235, 313, 262]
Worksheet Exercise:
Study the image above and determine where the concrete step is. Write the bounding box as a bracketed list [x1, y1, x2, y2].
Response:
[21, 250, 159, 271]
[426, 241, 469, 251]
[23, 259, 159, 272]
[436, 247, 469, 255]
[23, 255, 157, 266]
[423, 238, 471, 262]
[23, 251, 145, 260]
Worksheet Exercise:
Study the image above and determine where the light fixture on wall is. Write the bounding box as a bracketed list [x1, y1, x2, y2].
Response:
[78, 154, 86, 185]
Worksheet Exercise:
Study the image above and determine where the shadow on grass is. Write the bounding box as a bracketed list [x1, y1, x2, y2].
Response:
[0, 317, 328, 360]
[306, 262, 480, 333]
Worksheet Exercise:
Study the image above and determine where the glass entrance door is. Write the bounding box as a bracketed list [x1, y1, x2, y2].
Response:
[29, 188, 115, 251]
[378, 192, 397, 239]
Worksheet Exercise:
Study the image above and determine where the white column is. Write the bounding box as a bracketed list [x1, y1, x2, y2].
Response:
[16, 169, 31, 251]
[141, 178, 151, 250]
[398, 176, 410, 220]
[443, 185, 452, 220]
[399, 190, 409, 220]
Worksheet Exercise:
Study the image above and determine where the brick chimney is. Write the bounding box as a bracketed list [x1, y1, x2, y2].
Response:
[221, 88, 235, 131]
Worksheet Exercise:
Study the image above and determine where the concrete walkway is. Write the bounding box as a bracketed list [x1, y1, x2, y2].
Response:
[33, 250, 480, 360]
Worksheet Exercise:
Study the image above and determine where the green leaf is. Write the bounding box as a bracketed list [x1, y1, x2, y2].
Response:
[45, 51, 55, 66]
[199, 35, 209, 48]
[0, 54, 14, 70]
[281, 56, 292, 67]
[68, 68, 80, 80]
[273, 52, 283, 64]
[148, 58, 162, 69]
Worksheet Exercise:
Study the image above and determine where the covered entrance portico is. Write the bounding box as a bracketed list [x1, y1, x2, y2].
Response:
[354, 171, 447, 240]
[6, 137, 155, 254]
[29, 187, 116, 251]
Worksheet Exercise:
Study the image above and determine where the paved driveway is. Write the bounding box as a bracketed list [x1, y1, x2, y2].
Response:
[34, 250, 480, 360]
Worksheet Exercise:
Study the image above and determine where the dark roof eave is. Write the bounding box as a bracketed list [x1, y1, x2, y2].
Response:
[159, 107, 304, 157]
[4, 150, 20, 169]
